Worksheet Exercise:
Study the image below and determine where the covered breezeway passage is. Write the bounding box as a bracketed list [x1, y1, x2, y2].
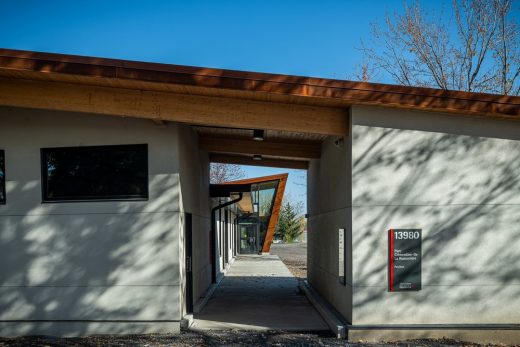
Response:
[190, 126, 331, 332]
[191, 254, 328, 331]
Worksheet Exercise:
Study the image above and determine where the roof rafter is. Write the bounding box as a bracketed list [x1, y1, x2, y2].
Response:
[210, 153, 308, 170]
[200, 136, 320, 160]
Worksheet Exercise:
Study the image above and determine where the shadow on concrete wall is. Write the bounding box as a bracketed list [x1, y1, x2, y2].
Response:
[350, 125, 520, 323]
[0, 174, 182, 335]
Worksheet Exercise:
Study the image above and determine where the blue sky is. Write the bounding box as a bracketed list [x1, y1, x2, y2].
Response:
[0, 0, 457, 211]
[0, 0, 418, 78]
[240, 166, 306, 211]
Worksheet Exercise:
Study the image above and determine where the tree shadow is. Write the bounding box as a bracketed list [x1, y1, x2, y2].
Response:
[350, 123, 520, 324]
[0, 109, 192, 336]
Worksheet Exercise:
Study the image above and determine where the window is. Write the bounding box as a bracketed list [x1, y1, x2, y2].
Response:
[41, 144, 148, 202]
[0, 150, 5, 204]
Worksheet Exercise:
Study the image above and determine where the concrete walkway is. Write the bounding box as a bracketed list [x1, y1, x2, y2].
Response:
[191, 254, 329, 331]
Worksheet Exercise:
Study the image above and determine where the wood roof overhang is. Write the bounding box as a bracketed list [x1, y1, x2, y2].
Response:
[0, 48, 518, 120]
[0, 49, 519, 169]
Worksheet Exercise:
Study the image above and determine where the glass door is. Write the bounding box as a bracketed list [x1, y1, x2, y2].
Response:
[240, 224, 257, 254]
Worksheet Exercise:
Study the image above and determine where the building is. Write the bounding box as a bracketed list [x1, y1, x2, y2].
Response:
[0, 48, 519, 343]
[211, 174, 287, 256]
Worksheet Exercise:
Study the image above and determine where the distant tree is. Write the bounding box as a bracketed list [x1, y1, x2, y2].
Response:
[209, 163, 245, 183]
[358, 0, 519, 95]
[275, 198, 305, 243]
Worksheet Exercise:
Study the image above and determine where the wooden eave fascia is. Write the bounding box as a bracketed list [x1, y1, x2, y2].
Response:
[0, 48, 518, 120]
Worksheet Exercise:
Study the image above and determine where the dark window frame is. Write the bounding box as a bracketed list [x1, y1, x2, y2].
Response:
[41, 144, 149, 203]
[0, 150, 5, 205]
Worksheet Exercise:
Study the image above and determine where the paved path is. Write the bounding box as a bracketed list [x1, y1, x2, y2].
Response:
[191, 254, 328, 331]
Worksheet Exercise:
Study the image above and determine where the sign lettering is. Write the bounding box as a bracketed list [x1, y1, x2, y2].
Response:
[388, 229, 421, 291]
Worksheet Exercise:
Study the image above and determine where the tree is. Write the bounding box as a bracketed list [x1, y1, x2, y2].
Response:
[209, 163, 245, 184]
[274, 198, 305, 243]
[358, 0, 519, 95]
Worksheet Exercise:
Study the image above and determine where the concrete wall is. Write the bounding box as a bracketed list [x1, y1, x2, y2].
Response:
[350, 106, 520, 326]
[307, 106, 520, 342]
[0, 107, 186, 335]
[176, 124, 212, 311]
[307, 115, 353, 323]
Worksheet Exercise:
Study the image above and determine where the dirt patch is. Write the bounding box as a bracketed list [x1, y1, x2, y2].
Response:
[269, 242, 307, 279]
[280, 258, 307, 279]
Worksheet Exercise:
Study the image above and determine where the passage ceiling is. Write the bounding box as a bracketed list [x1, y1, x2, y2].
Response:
[195, 126, 327, 169]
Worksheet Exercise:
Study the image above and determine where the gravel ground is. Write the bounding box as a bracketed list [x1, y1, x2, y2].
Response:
[269, 242, 308, 279]
[0, 330, 512, 347]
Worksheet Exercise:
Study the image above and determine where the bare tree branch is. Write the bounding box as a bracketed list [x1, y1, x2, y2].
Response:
[209, 163, 245, 184]
[357, 0, 519, 95]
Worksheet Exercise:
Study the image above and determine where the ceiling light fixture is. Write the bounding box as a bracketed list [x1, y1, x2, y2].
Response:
[252, 154, 262, 161]
[253, 129, 264, 141]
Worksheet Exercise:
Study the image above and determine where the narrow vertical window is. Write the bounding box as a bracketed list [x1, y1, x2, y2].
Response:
[0, 150, 5, 204]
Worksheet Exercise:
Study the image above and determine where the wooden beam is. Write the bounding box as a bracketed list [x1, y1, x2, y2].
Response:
[209, 153, 308, 170]
[0, 77, 348, 135]
[0, 48, 518, 120]
[152, 119, 166, 126]
[200, 136, 320, 159]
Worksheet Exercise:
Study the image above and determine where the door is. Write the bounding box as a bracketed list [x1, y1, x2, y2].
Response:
[240, 224, 257, 254]
[185, 213, 193, 314]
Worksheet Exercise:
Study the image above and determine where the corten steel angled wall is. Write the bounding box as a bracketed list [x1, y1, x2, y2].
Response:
[223, 173, 288, 253]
